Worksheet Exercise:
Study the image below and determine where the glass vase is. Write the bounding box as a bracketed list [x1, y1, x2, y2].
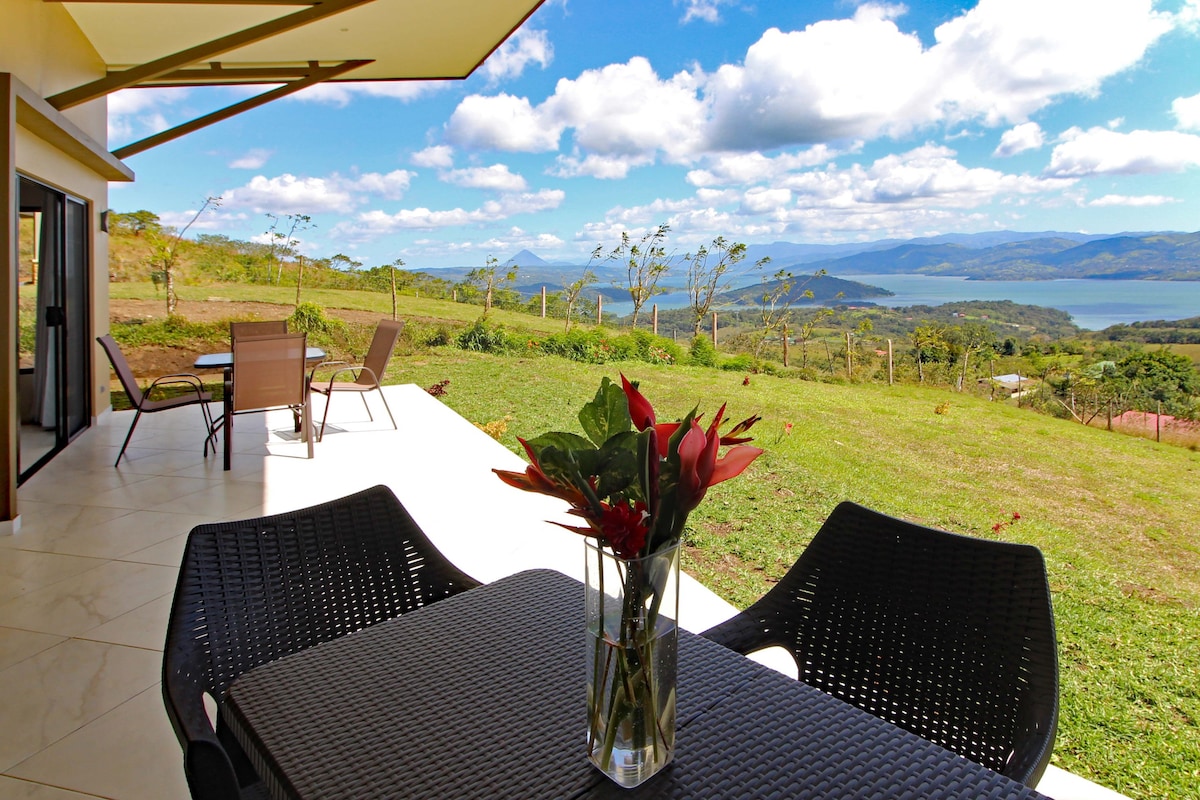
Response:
[585, 540, 680, 788]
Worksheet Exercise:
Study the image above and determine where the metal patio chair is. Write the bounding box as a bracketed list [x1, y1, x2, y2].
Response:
[97, 334, 216, 466]
[308, 318, 403, 441]
[228, 332, 313, 459]
[162, 484, 481, 800]
[701, 501, 1059, 787]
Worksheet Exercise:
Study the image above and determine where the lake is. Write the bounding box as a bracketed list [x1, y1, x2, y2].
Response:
[608, 275, 1200, 331]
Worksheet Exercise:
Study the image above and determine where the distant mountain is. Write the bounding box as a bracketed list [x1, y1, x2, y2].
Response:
[719, 274, 893, 305]
[773, 231, 1200, 281]
[417, 230, 1198, 289]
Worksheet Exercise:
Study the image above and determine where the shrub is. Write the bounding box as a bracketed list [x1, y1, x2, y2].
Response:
[288, 302, 346, 337]
[456, 319, 513, 353]
[688, 335, 718, 367]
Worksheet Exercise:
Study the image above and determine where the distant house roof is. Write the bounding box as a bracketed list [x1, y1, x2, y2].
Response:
[994, 374, 1025, 383]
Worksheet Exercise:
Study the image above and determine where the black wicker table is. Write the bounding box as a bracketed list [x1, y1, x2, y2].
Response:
[222, 569, 1048, 800]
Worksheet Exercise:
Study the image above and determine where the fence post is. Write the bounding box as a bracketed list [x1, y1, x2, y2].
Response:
[652, 304, 658, 336]
[712, 312, 718, 348]
[782, 322, 789, 367]
[541, 286, 546, 318]
[887, 339, 893, 385]
[845, 332, 852, 378]
[597, 294, 603, 325]
[1157, 402, 1162, 442]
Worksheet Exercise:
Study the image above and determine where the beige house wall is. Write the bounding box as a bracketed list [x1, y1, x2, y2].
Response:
[2, 0, 119, 523]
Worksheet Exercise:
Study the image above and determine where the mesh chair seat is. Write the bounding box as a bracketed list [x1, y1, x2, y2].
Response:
[162, 485, 481, 800]
[701, 501, 1059, 787]
[97, 334, 215, 466]
[309, 319, 403, 441]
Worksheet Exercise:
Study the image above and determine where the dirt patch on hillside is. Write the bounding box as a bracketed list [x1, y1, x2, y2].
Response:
[107, 298, 392, 377]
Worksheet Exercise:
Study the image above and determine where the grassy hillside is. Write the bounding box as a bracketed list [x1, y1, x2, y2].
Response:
[102, 282, 1200, 798]
[392, 354, 1200, 800]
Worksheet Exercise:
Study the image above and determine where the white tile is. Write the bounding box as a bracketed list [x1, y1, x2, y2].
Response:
[73, 476, 218, 512]
[0, 561, 177, 637]
[0, 510, 208, 561]
[0, 550, 106, 604]
[0, 639, 160, 770]
[77, 594, 172, 651]
[123, 534, 188, 568]
[0, 776, 101, 799]
[0, 627, 65, 672]
[0, 504, 133, 551]
[9, 687, 191, 800]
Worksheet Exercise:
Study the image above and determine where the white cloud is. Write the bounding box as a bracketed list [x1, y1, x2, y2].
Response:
[1046, 127, 1200, 176]
[448, 0, 1176, 168]
[1107, 117, 1125, 129]
[1088, 194, 1178, 207]
[481, 28, 553, 83]
[578, 143, 1075, 244]
[333, 189, 565, 239]
[993, 122, 1044, 157]
[107, 87, 189, 143]
[686, 144, 856, 187]
[1172, 92, 1200, 130]
[220, 170, 415, 213]
[229, 149, 272, 169]
[158, 209, 246, 232]
[406, 229, 567, 259]
[675, 0, 736, 24]
[445, 93, 563, 151]
[290, 80, 446, 107]
[412, 145, 454, 168]
[549, 152, 655, 179]
[442, 164, 528, 191]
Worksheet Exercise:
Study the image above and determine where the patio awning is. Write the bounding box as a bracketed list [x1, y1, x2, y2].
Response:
[48, 0, 546, 156]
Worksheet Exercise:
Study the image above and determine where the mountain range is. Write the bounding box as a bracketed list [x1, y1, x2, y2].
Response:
[418, 230, 1200, 301]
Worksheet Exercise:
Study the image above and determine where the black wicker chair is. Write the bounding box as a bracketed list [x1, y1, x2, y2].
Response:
[701, 501, 1058, 787]
[162, 485, 481, 800]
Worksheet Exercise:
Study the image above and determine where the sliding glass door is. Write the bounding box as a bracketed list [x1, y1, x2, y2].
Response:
[16, 176, 90, 482]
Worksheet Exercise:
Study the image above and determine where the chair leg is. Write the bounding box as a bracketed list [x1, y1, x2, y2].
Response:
[303, 401, 314, 459]
[318, 391, 333, 442]
[115, 408, 145, 466]
[376, 387, 397, 431]
[360, 393, 374, 422]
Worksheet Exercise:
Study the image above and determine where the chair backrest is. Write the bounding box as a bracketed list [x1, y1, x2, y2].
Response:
[229, 320, 287, 344]
[231, 332, 306, 412]
[703, 501, 1058, 785]
[162, 485, 480, 799]
[97, 334, 143, 407]
[358, 319, 404, 386]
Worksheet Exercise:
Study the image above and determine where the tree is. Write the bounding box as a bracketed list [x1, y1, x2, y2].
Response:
[467, 255, 518, 313]
[264, 213, 313, 286]
[911, 323, 949, 383]
[753, 264, 825, 360]
[685, 236, 752, 336]
[1117, 349, 1200, 415]
[948, 321, 997, 391]
[609, 223, 672, 328]
[795, 307, 835, 369]
[148, 196, 220, 316]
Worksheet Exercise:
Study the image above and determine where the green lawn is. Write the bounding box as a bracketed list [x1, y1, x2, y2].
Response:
[103, 285, 1200, 798]
[393, 351, 1200, 800]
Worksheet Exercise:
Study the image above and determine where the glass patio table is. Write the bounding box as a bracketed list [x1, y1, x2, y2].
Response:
[221, 569, 1049, 800]
[193, 347, 324, 471]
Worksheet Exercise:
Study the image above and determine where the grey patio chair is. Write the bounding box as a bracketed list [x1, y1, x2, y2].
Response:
[308, 318, 402, 441]
[97, 334, 216, 466]
[701, 501, 1059, 787]
[162, 484, 481, 800]
[230, 332, 313, 459]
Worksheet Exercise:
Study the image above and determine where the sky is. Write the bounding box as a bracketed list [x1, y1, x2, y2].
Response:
[107, 0, 1200, 269]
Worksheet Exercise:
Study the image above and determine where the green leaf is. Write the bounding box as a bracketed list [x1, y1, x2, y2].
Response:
[579, 377, 632, 447]
[594, 431, 641, 499]
[529, 432, 600, 485]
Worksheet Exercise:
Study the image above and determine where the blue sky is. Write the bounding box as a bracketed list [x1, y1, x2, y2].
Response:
[108, 0, 1200, 269]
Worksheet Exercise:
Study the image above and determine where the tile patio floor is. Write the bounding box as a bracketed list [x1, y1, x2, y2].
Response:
[0, 385, 1125, 799]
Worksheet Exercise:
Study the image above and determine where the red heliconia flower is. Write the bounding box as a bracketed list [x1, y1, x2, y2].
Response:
[1012, 511, 1022, 521]
[621, 373, 656, 431]
[493, 438, 591, 509]
[675, 409, 764, 515]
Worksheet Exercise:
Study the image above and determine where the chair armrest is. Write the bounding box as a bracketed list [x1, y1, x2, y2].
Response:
[142, 374, 210, 406]
[310, 363, 367, 388]
[307, 360, 349, 383]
